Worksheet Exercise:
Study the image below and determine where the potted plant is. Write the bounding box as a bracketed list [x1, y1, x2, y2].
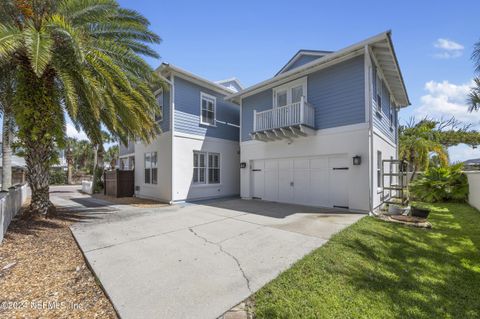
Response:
[411, 206, 430, 218]
[388, 204, 408, 215]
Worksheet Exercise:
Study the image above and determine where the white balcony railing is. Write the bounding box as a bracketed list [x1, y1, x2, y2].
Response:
[253, 96, 315, 132]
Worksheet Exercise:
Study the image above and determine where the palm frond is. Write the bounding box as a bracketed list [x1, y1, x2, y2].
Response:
[0, 23, 23, 58]
[23, 22, 53, 77]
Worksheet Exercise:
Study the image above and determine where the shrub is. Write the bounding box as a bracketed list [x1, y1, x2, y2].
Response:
[409, 163, 468, 203]
[49, 168, 67, 185]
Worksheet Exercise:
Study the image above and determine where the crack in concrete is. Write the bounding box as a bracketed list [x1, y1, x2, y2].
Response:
[188, 228, 252, 293]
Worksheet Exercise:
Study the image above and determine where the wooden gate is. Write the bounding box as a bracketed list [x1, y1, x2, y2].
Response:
[104, 170, 134, 197]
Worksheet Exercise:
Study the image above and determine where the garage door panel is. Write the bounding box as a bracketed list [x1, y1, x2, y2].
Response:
[265, 160, 278, 170]
[278, 169, 293, 203]
[330, 169, 348, 208]
[293, 168, 310, 205]
[310, 158, 328, 169]
[264, 162, 279, 202]
[251, 155, 349, 209]
[278, 159, 293, 170]
[294, 159, 309, 169]
[252, 160, 264, 199]
[310, 169, 329, 206]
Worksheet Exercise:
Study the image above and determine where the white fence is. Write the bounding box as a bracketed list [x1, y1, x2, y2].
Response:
[0, 184, 28, 244]
[465, 172, 480, 211]
[82, 180, 93, 194]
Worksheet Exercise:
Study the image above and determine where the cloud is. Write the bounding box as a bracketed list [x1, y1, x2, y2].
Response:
[415, 80, 480, 127]
[448, 144, 480, 163]
[433, 38, 464, 59]
[66, 123, 89, 141]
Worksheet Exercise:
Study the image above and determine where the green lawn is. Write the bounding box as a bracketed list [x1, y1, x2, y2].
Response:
[254, 203, 480, 319]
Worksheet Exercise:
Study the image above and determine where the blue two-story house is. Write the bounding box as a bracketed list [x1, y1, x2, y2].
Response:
[120, 63, 242, 202]
[228, 31, 410, 212]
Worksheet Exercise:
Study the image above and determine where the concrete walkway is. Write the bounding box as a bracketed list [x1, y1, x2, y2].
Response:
[51, 186, 364, 319]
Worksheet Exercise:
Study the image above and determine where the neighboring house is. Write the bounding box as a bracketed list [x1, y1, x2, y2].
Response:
[0, 138, 26, 186]
[463, 158, 480, 170]
[119, 141, 135, 170]
[125, 63, 241, 202]
[228, 31, 410, 212]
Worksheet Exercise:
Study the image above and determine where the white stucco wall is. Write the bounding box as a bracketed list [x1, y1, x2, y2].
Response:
[172, 133, 240, 202]
[465, 172, 480, 211]
[134, 131, 172, 202]
[240, 123, 370, 212]
[1, 184, 28, 244]
[372, 128, 398, 209]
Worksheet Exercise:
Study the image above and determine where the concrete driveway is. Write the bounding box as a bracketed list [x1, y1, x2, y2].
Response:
[60, 188, 364, 319]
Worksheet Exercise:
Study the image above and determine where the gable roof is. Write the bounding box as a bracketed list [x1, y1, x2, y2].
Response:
[276, 50, 332, 76]
[157, 63, 237, 96]
[464, 158, 480, 165]
[215, 78, 244, 93]
[228, 31, 410, 107]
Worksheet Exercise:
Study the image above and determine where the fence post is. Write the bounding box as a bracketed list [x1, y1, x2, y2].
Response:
[253, 109, 257, 132]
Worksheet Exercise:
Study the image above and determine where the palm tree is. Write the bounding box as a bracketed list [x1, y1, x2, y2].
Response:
[469, 40, 480, 111]
[399, 120, 449, 181]
[65, 137, 75, 185]
[93, 131, 113, 192]
[0, 0, 163, 215]
[105, 145, 119, 170]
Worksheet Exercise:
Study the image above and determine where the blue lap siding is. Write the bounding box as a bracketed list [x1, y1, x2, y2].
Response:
[241, 55, 365, 142]
[372, 64, 397, 143]
[174, 76, 239, 141]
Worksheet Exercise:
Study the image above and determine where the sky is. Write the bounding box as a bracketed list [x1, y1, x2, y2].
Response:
[72, 0, 480, 161]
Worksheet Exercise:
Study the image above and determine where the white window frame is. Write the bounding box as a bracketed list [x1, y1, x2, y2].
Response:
[376, 72, 382, 112]
[144, 152, 158, 185]
[377, 150, 383, 191]
[208, 152, 220, 184]
[193, 151, 220, 185]
[272, 77, 307, 108]
[193, 151, 207, 184]
[155, 89, 163, 122]
[389, 97, 394, 128]
[200, 92, 216, 126]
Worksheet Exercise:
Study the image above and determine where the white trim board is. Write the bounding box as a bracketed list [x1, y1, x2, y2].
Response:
[119, 153, 135, 158]
[174, 131, 240, 145]
[241, 122, 369, 145]
[373, 127, 397, 148]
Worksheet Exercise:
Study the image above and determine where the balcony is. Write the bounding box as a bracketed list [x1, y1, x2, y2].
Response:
[251, 97, 315, 141]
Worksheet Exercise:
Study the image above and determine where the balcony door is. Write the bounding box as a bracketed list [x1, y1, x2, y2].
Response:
[273, 77, 307, 108]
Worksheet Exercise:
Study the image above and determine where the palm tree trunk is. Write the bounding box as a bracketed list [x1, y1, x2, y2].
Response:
[15, 66, 59, 216]
[93, 143, 105, 193]
[2, 112, 13, 191]
[66, 147, 73, 185]
[25, 140, 53, 215]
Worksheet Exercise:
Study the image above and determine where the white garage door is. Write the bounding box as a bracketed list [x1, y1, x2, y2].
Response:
[251, 155, 349, 209]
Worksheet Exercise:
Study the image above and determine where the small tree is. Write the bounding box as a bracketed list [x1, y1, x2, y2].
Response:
[400, 117, 480, 180]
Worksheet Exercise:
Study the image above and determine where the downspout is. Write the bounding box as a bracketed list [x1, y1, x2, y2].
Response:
[365, 45, 374, 215]
[170, 75, 175, 204]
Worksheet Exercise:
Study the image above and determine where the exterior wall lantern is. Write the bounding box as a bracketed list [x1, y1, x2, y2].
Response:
[352, 155, 361, 166]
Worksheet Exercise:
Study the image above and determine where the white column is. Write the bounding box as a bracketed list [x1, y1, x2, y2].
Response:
[300, 96, 305, 124]
[253, 109, 257, 131]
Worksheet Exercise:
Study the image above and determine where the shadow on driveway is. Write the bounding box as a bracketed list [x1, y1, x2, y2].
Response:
[194, 197, 360, 219]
